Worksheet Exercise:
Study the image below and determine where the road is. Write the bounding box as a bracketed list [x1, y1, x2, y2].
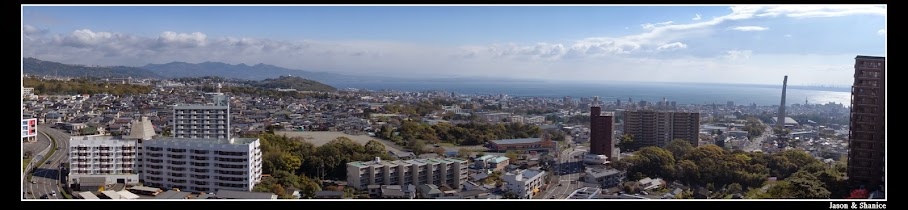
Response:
[744, 125, 773, 152]
[23, 126, 70, 199]
[540, 145, 586, 199]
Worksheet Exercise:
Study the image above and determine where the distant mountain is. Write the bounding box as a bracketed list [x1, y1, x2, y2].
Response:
[23, 58, 162, 79]
[141, 61, 377, 83]
[246, 75, 337, 92]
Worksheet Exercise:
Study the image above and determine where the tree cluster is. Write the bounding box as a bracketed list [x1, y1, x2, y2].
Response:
[24, 77, 153, 96]
[255, 134, 395, 198]
[615, 139, 847, 199]
[381, 121, 542, 147]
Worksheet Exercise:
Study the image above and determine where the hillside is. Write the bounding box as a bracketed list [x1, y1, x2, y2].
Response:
[248, 76, 337, 92]
[23, 58, 162, 79]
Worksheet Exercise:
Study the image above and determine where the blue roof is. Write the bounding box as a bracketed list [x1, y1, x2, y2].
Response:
[491, 138, 542, 145]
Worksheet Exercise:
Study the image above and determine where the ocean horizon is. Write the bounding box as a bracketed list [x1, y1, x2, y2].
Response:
[329, 81, 852, 107]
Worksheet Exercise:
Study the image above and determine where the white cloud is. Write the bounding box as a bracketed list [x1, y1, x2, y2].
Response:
[785, 34, 792, 38]
[723, 50, 753, 61]
[23, 24, 48, 36]
[641, 21, 674, 30]
[878, 28, 886, 36]
[157, 31, 207, 48]
[753, 5, 886, 18]
[731, 26, 770, 31]
[692, 14, 702, 20]
[656, 42, 687, 51]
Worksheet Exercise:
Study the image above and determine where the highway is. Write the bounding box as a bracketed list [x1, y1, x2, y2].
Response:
[23, 126, 71, 199]
[540, 145, 586, 199]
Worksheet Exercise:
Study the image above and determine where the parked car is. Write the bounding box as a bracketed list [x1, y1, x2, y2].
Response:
[50, 191, 56, 197]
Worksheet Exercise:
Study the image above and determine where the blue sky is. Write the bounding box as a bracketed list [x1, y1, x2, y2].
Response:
[22, 5, 886, 85]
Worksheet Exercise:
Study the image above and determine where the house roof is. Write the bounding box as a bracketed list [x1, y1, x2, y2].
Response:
[491, 138, 542, 145]
[215, 189, 277, 199]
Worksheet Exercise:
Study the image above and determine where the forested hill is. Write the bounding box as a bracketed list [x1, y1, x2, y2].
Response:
[245, 76, 337, 92]
[23, 58, 162, 79]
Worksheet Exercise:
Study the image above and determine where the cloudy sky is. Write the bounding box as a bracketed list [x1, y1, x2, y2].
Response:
[22, 5, 885, 86]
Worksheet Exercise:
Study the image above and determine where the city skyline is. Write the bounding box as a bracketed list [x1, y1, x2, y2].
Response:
[22, 5, 886, 86]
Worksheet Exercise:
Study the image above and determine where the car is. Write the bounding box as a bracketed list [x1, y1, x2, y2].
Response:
[31, 180, 36, 184]
[50, 191, 56, 197]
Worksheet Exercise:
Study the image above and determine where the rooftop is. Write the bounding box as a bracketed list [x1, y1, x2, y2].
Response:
[491, 138, 543, 145]
[348, 157, 467, 168]
[155, 190, 191, 199]
[151, 137, 259, 145]
[856, 55, 885, 60]
[215, 189, 278, 199]
[586, 167, 622, 178]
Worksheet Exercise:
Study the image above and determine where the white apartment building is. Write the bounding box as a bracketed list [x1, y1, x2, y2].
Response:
[347, 157, 468, 190]
[69, 135, 140, 187]
[503, 169, 547, 199]
[172, 93, 230, 139]
[141, 137, 262, 193]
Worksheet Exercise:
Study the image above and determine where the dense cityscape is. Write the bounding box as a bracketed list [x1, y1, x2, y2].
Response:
[21, 5, 885, 201]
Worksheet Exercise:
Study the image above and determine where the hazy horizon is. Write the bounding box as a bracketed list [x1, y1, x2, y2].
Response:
[22, 5, 886, 86]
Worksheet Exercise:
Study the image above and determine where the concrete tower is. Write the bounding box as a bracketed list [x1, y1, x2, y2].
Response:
[777, 76, 788, 130]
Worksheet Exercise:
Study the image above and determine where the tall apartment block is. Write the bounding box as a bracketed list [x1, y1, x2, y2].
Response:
[847, 55, 886, 188]
[69, 136, 140, 191]
[589, 106, 615, 158]
[141, 137, 262, 193]
[623, 110, 700, 150]
[172, 93, 230, 139]
[69, 117, 157, 191]
[346, 157, 468, 190]
[139, 89, 263, 193]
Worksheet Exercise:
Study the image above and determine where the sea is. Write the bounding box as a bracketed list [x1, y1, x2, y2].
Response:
[329, 80, 852, 107]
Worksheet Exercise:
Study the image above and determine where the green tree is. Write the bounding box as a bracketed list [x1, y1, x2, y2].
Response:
[275, 153, 302, 173]
[625, 146, 676, 181]
[298, 174, 321, 199]
[617, 134, 634, 151]
[364, 140, 387, 156]
[727, 183, 744, 195]
[664, 139, 694, 160]
[457, 148, 473, 159]
[408, 140, 427, 155]
[786, 170, 831, 198]
[505, 151, 519, 162]
[273, 170, 300, 188]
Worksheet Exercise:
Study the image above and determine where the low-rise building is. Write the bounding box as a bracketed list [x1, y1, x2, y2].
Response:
[473, 155, 509, 171]
[487, 138, 556, 153]
[502, 169, 547, 199]
[417, 184, 443, 199]
[346, 157, 468, 190]
[583, 167, 625, 189]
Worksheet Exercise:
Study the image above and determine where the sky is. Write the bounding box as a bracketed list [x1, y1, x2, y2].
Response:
[22, 5, 886, 86]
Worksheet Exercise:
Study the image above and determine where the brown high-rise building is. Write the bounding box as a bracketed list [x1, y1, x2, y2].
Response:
[589, 106, 614, 158]
[847, 55, 886, 188]
[623, 110, 700, 151]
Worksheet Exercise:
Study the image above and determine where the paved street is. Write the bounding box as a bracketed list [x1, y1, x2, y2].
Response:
[744, 124, 772, 152]
[23, 126, 70, 199]
[539, 145, 586, 199]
